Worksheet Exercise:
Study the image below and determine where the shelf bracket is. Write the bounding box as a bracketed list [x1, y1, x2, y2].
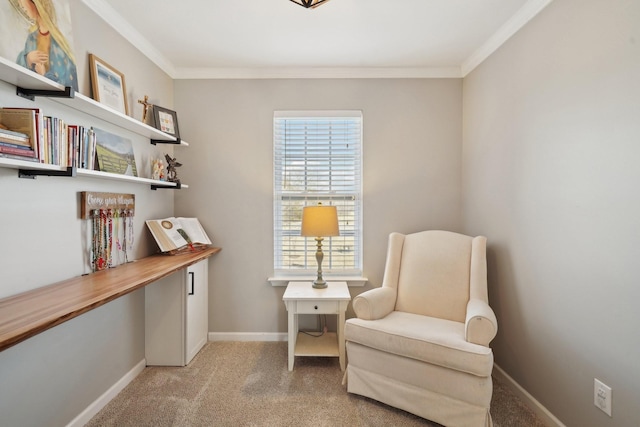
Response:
[17, 86, 75, 101]
[18, 166, 76, 179]
[151, 137, 181, 145]
[151, 182, 181, 190]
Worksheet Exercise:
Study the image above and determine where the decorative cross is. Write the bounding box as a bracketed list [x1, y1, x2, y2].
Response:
[138, 95, 152, 123]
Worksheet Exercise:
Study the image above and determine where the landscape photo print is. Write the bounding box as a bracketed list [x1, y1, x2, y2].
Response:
[93, 127, 138, 176]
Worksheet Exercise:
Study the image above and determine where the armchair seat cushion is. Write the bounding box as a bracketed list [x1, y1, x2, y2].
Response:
[345, 311, 493, 377]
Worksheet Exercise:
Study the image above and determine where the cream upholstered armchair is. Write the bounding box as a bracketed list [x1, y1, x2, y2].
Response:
[344, 230, 498, 427]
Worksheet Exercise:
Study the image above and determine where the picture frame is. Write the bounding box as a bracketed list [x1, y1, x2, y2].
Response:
[88, 54, 129, 116]
[93, 127, 138, 177]
[152, 105, 181, 139]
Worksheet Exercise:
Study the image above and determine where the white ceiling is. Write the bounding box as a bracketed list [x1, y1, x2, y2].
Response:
[84, 0, 552, 79]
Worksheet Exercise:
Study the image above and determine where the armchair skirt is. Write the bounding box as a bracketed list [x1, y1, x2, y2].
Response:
[345, 318, 493, 427]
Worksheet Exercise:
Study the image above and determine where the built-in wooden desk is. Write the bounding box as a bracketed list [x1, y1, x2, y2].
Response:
[0, 247, 221, 352]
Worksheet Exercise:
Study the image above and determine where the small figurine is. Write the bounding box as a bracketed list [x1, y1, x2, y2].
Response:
[165, 154, 182, 183]
[152, 158, 165, 181]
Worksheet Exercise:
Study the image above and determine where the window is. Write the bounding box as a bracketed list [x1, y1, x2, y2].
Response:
[274, 111, 362, 277]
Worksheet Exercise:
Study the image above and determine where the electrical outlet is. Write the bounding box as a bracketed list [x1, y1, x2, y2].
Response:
[594, 378, 612, 417]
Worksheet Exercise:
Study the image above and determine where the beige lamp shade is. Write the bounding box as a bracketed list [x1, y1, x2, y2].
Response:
[301, 205, 339, 237]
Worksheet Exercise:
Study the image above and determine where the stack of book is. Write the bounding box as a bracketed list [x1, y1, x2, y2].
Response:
[0, 119, 37, 163]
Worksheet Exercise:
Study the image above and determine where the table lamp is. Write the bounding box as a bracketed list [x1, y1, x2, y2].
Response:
[301, 204, 339, 288]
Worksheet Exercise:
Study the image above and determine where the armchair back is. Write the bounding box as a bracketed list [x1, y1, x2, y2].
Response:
[386, 230, 482, 323]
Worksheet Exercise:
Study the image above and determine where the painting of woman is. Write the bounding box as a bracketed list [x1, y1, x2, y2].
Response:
[8, 0, 78, 91]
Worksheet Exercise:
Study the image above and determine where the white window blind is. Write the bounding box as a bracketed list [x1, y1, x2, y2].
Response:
[274, 111, 362, 276]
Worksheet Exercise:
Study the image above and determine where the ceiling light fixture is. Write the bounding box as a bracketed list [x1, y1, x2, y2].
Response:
[289, 0, 331, 9]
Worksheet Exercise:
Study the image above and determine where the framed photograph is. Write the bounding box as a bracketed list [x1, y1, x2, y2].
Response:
[152, 105, 180, 139]
[89, 54, 129, 115]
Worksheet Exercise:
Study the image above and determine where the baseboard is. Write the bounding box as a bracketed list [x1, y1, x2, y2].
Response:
[492, 364, 566, 427]
[66, 358, 146, 427]
[209, 332, 287, 342]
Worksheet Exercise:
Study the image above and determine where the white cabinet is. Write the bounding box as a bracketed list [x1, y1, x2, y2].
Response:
[145, 259, 208, 366]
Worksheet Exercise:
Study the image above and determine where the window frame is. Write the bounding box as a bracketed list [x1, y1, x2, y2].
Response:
[273, 110, 363, 280]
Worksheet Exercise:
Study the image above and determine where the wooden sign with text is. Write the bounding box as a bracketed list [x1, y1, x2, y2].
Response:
[79, 191, 135, 219]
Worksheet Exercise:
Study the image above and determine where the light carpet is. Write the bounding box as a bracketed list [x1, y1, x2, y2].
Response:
[86, 341, 546, 426]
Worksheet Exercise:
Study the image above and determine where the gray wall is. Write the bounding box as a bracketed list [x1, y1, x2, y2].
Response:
[6, 0, 637, 425]
[462, 0, 640, 425]
[173, 78, 463, 333]
[0, 1, 174, 425]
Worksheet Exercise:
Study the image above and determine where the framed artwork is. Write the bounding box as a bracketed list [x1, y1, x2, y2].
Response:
[2, 0, 79, 91]
[89, 54, 129, 115]
[153, 105, 180, 139]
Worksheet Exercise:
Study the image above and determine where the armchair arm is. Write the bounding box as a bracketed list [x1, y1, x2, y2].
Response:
[352, 287, 397, 320]
[465, 298, 498, 346]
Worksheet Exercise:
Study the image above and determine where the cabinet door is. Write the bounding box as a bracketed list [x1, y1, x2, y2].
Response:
[145, 271, 186, 366]
[185, 259, 208, 364]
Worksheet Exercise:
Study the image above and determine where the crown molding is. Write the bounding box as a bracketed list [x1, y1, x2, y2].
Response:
[461, 0, 554, 76]
[84, 0, 552, 80]
[82, 0, 176, 77]
[172, 66, 462, 80]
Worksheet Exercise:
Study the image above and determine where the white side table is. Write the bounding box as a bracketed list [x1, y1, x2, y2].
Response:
[282, 281, 351, 371]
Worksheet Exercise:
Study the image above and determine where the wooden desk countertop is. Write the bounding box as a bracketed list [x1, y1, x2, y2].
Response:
[0, 247, 221, 352]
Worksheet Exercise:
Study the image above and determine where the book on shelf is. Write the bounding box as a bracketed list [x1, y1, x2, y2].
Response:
[43, 115, 71, 166]
[0, 127, 30, 145]
[0, 152, 39, 162]
[0, 141, 37, 158]
[76, 126, 96, 170]
[146, 217, 213, 254]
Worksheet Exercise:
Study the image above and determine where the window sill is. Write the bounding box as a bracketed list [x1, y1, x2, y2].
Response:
[268, 276, 368, 287]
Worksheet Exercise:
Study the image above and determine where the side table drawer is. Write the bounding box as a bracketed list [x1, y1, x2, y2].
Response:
[297, 300, 338, 314]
